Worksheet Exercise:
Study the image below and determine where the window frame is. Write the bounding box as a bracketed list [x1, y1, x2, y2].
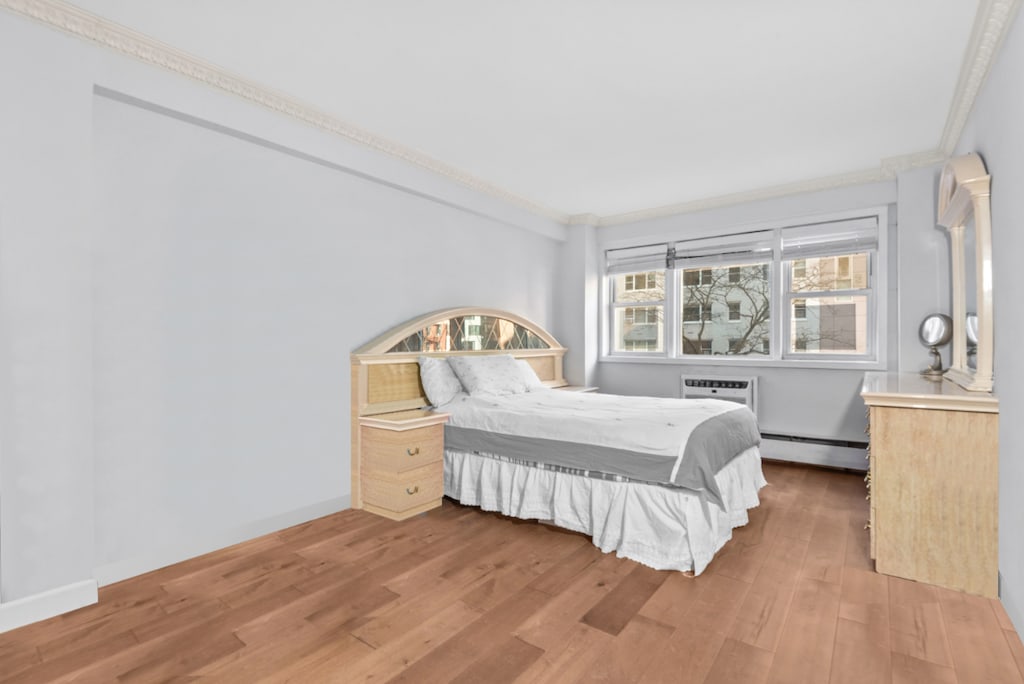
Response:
[608, 270, 667, 356]
[602, 207, 889, 370]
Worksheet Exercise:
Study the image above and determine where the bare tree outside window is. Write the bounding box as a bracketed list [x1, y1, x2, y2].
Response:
[680, 262, 771, 356]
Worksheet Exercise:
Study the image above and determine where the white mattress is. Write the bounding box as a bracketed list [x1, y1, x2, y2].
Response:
[444, 445, 766, 575]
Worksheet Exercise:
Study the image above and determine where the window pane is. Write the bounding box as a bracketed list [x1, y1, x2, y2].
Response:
[680, 262, 770, 356]
[790, 253, 869, 292]
[613, 306, 663, 352]
[614, 271, 665, 302]
[789, 296, 868, 354]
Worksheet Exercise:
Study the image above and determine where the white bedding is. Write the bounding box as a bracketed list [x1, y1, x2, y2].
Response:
[442, 389, 743, 461]
[444, 446, 765, 575]
[439, 389, 767, 574]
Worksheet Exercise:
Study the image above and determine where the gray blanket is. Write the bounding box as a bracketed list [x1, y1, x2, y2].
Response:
[444, 407, 760, 507]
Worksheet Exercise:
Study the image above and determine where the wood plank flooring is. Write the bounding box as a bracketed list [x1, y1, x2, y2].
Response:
[2, 461, 1023, 683]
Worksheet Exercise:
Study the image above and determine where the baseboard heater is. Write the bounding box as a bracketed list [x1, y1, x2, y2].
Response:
[759, 432, 868, 472]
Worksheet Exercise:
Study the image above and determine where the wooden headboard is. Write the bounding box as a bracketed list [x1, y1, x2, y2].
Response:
[351, 307, 567, 418]
[350, 307, 567, 507]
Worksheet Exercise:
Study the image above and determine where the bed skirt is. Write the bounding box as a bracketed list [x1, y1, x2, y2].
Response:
[443, 446, 766, 575]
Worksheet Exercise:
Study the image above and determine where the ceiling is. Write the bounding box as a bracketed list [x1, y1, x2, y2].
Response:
[63, 1, 984, 220]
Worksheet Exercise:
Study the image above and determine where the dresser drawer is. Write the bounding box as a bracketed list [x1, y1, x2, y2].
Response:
[361, 424, 443, 473]
[361, 463, 443, 515]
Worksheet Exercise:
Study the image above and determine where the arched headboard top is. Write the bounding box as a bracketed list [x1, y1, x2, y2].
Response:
[353, 306, 564, 358]
[351, 307, 567, 421]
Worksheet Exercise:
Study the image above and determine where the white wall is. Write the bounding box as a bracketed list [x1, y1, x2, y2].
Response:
[0, 10, 563, 610]
[896, 165, 951, 372]
[0, 16, 96, 604]
[954, 4, 1024, 632]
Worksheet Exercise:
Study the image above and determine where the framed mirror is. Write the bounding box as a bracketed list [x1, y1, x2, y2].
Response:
[936, 153, 993, 392]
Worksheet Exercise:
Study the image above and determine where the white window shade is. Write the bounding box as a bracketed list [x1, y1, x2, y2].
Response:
[781, 217, 878, 259]
[605, 243, 670, 274]
[671, 230, 774, 269]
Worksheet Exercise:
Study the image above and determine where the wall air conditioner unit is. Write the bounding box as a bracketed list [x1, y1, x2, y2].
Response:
[680, 375, 757, 417]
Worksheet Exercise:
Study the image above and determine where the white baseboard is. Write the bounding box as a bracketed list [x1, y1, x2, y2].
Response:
[0, 579, 98, 634]
[93, 495, 351, 587]
[760, 437, 868, 472]
[1000, 573, 1023, 633]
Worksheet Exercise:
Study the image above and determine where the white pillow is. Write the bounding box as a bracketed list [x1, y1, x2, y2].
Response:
[516, 359, 546, 391]
[418, 356, 464, 407]
[448, 355, 528, 396]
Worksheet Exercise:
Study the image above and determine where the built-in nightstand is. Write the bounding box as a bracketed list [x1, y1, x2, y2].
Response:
[356, 410, 449, 521]
[556, 386, 599, 393]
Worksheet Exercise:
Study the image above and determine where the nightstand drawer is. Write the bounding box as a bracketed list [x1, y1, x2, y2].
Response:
[361, 424, 443, 473]
[361, 463, 443, 515]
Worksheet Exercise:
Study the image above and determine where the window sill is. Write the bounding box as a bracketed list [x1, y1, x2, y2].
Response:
[600, 354, 888, 372]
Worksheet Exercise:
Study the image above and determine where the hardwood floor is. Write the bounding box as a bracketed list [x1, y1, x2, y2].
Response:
[2, 461, 1023, 683]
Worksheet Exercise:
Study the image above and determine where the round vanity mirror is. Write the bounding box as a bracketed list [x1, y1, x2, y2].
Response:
[919, 313, 953, 377]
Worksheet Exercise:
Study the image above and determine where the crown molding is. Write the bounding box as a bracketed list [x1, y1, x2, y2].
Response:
[0, 0, 569, 224]
[567, 213, 600, 227]
[1, 0, 1016, 228]
[597, 150, 946, 227]
[939, 0, 1023, 154]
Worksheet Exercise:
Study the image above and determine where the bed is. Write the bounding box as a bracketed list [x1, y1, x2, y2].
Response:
[351, 307, 766, 575]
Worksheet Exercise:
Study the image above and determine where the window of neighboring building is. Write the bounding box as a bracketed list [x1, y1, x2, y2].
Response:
[794, 299, 807, 320]
[728, 301, 741, 321]
[682, 303, 710, 323]
[683, 268, 713, 286]
[728, 266, 741, 284]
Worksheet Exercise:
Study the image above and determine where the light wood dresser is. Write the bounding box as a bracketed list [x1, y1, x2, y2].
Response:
[861, 372, 999, 597]
[356, 409, 449, 521]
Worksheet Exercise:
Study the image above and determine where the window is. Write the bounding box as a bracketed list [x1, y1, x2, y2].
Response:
[794, 299, 807, 320]
[680, 262, 770, 356]
[604, 211, 885, 365]
[683, 268, 712, 286]
[682, 303, 710, 323]
[625, 272, 659, 291]
[786, 253, 870, 355]
[610, 271, 665, 353]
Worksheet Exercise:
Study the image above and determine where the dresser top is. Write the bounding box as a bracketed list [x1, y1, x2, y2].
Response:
[359, 409, 450, 430]
[861, 372, 998, 413]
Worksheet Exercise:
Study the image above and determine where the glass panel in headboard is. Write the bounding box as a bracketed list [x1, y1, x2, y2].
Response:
[387, 315, 552, 353]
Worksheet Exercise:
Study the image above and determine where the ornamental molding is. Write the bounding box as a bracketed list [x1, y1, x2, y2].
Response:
[0, 0, 569, 224]
[1, 0, 1019, 226]
[939, 0, 1023, 153]
[598, 150, 946, 227]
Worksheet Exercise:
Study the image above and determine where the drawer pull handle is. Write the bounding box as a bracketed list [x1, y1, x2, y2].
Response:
[406, 447, 420, 456]
[406, 486, 419, 495]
